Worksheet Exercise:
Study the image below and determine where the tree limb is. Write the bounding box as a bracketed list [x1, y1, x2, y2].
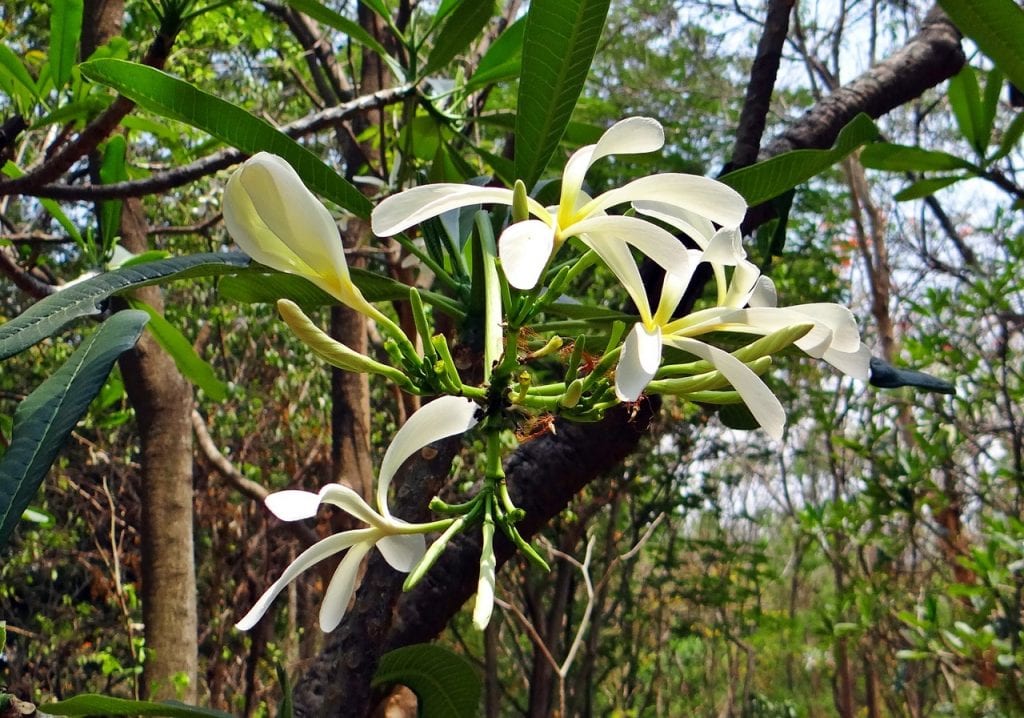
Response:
[11, 84, 416, 201]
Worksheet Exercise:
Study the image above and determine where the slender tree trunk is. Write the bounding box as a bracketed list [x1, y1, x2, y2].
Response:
[117, 198, 198, 701]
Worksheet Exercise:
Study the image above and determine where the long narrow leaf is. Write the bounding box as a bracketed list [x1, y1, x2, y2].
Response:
[514, 0, 611, 187]
[465, 14, 526, 90]
[284, 0, 401, 76]
[939, 0, 1024, 93]
[720, 114, 880, 205]
[0, 310, 148, 548]
[49, 0, 84, 91]
[424, 0, 495, 75]
[79, 59, 372, 218]
[129, 300, 228, 401]
[0, 253, 251, 361]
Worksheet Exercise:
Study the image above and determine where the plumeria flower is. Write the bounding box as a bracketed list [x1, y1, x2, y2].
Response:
[223, 152, 383, 321]
[236, 396, 480, 632]
[613, 223, 869, 440]
[371, 117, 747, 290]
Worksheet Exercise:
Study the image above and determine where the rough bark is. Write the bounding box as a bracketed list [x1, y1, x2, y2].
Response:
[117, 198, 199, 701]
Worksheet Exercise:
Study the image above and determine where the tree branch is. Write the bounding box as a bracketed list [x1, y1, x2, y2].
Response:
[379, 2, 966, 671]
[11, 84, 416, 201]
[728, 0, 795, 171]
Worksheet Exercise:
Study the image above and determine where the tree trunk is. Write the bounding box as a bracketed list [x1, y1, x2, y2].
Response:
[117, 198, 198, 701]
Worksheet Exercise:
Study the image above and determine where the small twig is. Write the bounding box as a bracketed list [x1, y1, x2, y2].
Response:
[191, 410, 320, 548]
[16, 83, 417, 201]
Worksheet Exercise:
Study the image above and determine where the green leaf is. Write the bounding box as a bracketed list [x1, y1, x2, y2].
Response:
[939, 0, 1024, 96]
[128, 300, 228, 401]
[98, 135, 127, 253]
[894, 176, 963, 201]
[79, 59, 372, 218]
[720, 113, 880, 205]
[49, 0, 84, 91]
[41, 695, 233, 717]
[859, 143, 974, 172]
[219, 267, 465, 318]
[31, 97, 109, 130]
[425, 0, 495, 75]
[0, 310, 148, 548]
[2, 161, 83, 245]
[284, 0, 398, 76]
[980, 66, 1003, 152]
[0, 44, 40, 111]
[465, 14, 525, 90]
[994, 108, 1024, 161]
[372, 645, 481, 718]
[948, 66, 983, 154]
[514, 0, 611, 187]
[0, 253, 251, 361]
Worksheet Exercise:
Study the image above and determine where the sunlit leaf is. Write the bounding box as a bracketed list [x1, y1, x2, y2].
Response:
[514, 0, 611, 186]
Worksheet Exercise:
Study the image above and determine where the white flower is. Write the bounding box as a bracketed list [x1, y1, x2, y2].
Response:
[223, 152, 380, 319]
[236, 396, 480, 632]
[613, 224, 869, 440]
[370, 117, 747, 290]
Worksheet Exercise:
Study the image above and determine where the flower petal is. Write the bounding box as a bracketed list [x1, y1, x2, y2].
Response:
[377, 532, 427, 572]
[224, 165, 313, 276]
[663, 336, 786, 440]
[235, 530, 374, 631]
[498, 220, 555, 289]
[377, 396, 480, 519]
[319, 539, 374, 632]
[235, 154, 351, 285]
[315, 484, 388, 527]
[615, 324, 663, 401]
[823, 344, 871, 381]
[586, 174, 747, 228]
[570, 215, 696, 281]
[371, 185, 517, 236]
[579, 233, 653, 325]
[560, 118, 665, 211]
[633, 201, 716, 247]
[592, 117, 665, 163]
[265, 489, 322, 521]
[788, 303, 861, 353]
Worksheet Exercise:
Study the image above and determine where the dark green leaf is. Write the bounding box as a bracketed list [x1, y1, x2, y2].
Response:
[425, 0, 495, 75]
[720, 114, 880, 205]
[514, 0, 611, 186]
[717, 403, 760, 432]
[466, 14, 526, 90]
[939, 0, 1024, 95]
[893, 176, 963, 201]
[79, 59, 372, 218]
[2, 161, 83, 245]
[0, 311, 148, 548]
[980, 67, 1003, 152]
[994, 108, 1024, 161]
[373, 645, 481, 718]
[41, 695, 233, 717]
[0, 44, 40, 111]
[0, 253, 251, 361]
[948, 66, 983, 153]
[859, 143, 974, 172]
[219, 267, 465, 318]
[99, 135, 127, 252]
[129, 301, 227, 401]
[284, 0, 396, 73]
[50, 0, 84, 91]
